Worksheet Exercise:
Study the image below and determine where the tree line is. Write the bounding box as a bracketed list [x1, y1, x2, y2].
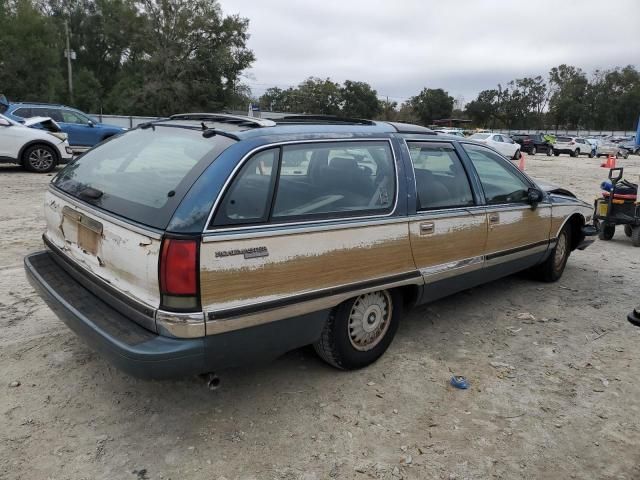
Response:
[1, 0, 638, 130]
[0, 0, 255, 116]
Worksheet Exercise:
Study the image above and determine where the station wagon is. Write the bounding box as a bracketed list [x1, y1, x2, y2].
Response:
[25, 114, 596, 380]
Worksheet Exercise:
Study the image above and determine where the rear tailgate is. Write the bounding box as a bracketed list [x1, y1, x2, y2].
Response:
[554, 136, 573, 149]
[44, 190, 162, 309]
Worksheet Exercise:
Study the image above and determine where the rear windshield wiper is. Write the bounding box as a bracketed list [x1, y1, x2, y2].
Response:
[78, 186, 104, 200]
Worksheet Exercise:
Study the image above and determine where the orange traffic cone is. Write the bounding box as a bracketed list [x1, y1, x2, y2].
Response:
[609, 155, 616, 168]
[518, 152, 526, 171]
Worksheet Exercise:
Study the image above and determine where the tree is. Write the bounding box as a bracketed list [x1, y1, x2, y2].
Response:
[340, 80, 381, 118]
[295, 77, 342, 115]
[410, 88, 454, 125]
[548, 64, 588, 128]
[465, 89, 499, 128]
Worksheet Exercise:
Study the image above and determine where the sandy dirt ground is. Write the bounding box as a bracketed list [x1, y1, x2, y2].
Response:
[1, 153, 639, 480]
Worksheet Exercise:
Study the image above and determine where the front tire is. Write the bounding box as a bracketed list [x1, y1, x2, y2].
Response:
[22, 144, 57, 173]
[532, 225, 572, 282]
[632, 227, 640, 247]
[313, 289, 402, 370]
[625, 225, 633, 237]
[531, 146, 537, 155]
[513, 149, 521, 160]
[554, 152, 560, 156]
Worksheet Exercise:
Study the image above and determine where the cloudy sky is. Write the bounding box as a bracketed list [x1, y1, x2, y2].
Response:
[217, 0, 640, 105]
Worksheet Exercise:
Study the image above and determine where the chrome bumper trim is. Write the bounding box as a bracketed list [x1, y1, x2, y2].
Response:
[156, 310, 206, 338]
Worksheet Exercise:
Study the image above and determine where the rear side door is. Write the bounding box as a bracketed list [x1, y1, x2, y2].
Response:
[405, 141, 487, 300]
[199, 139, 419, 331]
[462, 143, 552, 274]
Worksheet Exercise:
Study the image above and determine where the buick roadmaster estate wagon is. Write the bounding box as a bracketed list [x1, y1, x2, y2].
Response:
[25, 114, 596, 379]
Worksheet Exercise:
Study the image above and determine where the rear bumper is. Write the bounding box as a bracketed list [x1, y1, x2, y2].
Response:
[25, 250, 206, 379]
[25, 249, 328, 379]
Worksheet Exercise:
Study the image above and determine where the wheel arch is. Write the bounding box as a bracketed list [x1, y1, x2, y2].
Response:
[18, 139, 61, 165]
[558, 213, 586, 251]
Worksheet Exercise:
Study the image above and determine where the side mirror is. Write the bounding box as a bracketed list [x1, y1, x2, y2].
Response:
[87, 120, 94, 127]
[0, 118, 10, 127]
[527, 187, 544, 207]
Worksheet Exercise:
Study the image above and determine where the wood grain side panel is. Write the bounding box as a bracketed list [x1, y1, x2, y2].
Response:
[486, 206, 552, 253]
[409, 213, 488, 268]
[200, 223, 415, 310]
[551, 205, 581, 238]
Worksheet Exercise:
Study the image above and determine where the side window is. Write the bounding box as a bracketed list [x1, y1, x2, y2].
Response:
[272, 141, 395, 219]
[13, 108, 32, 118]
[62, 110, 88, 124]
[408, 142, 474, 210]
[213, 149, 278, 225]
[493, 135, 503, 142]
[463, 144, 530, 205]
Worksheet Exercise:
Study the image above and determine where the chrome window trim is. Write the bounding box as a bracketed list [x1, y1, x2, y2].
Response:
[48, 186, 164, 240]
[484, 203, 551, 213]
[202, 215, 408, 242]
[203, 138, 400, 234]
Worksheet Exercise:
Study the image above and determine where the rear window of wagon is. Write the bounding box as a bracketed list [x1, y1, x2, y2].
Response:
[53, 127, 235, 230]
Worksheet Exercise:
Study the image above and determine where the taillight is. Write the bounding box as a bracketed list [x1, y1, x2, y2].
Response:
[160, 238, 199, 310]
[569, 141, 575, 145]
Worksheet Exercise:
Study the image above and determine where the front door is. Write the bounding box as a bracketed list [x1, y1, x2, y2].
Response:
[59, 109, 95, 146]
[405, 141, 488, 301]
[462, 143, 552, 275]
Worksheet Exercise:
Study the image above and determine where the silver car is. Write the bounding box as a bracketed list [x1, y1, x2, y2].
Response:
[597, 141, 629, 159]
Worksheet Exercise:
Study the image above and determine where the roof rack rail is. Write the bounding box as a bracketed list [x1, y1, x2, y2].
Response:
[276, 115, 375, 126]
[169, 113, 275, 128]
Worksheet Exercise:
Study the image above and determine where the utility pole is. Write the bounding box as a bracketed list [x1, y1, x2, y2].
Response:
[64, 21, 74, 104]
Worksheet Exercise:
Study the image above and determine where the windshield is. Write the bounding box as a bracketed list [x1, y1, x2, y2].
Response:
[53, 126, 234, 230]
[470, 133, 490, 140]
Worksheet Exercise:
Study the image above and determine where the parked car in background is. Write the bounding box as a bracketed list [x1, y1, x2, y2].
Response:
[468, 132, 521, 159]
[597, 141, 630, 159]
[24, 113, 595, 379]
[434, 129, 465, 137]
[1, 102, 125, 151]
[552, 136, 594, 157]
[0, 113, 73, 172]
[512, 133, 553, 156]
[619, 138, 640, 155]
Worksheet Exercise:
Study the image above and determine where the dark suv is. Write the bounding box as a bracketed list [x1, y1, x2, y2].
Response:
[512, 133, 553, 156]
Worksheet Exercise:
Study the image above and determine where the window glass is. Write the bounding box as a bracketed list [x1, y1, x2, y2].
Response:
[13, 108, 32, 118]
[54, 127, 233, 229]
[62, 110, 89, 124]
[272, 141, 395, 219]
[463, 144, 530, 204]
[214, 149, 277, 225]
[556, 136, 571, 142]
[408, 142, 474, 210]
[493, 135, 503, 142]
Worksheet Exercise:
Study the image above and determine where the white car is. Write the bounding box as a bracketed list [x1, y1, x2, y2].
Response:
[468, 133, 521, 159]
[552, 136, 593, 158]
[0, 114, 73, 172]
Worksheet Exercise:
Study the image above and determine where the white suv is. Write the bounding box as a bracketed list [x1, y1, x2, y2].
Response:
[552, 136, 594, 158]
[0, 114, 73, 172]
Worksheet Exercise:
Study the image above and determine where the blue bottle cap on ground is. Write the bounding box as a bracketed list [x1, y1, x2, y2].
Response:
[450, 375, 469, 389]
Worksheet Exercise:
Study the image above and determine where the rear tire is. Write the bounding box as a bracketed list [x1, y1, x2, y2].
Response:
[532, 225, 572, 282]
[625, 225, 633, 237]
[599, 224, 615, 240]
[513, 149, 521, 160]
[571, 149, 580, 158]
[531, 146, 537, 155]
[313, 289, 402, 370]
[632, 227, 640, 247]
[547, 147, 553, 156]
[22, 144, 57, 173]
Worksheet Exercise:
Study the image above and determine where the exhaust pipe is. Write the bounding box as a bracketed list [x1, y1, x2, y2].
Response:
[200, 372, 220, 391]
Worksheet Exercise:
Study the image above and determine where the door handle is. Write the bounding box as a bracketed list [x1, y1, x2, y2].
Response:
[419, 222, 435, 235]
[488, 213, 500, 225]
